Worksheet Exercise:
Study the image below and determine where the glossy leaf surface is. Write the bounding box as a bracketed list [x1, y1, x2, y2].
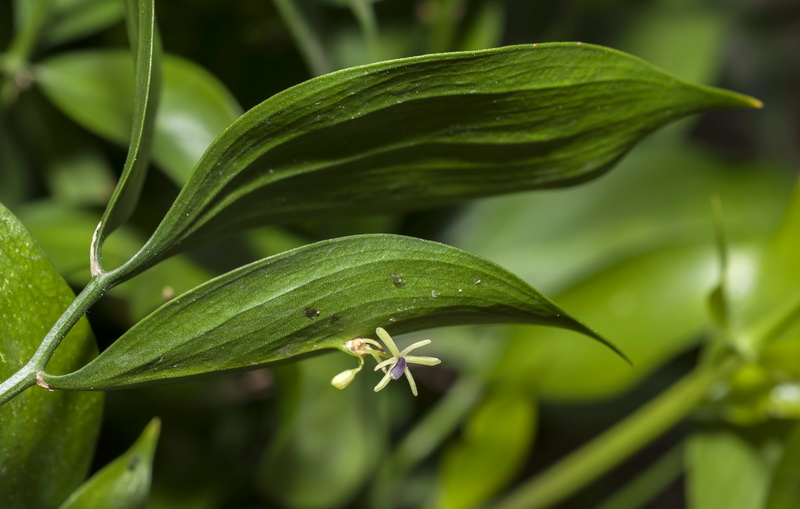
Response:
[58, 418, 160, 509]
[135, 43, 759, 266]
[45, 234, 621, 389]
[0, 203, 103, 508]
[36, 50, 242, 184]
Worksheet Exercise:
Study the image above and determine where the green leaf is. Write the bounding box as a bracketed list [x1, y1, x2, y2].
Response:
[87, 0, 159, 273]
[686, 423, 788, 509]
[765, 421, 800, 509]
[619, 0, 728, 85]
[16, 202, 146, 285]
[0, 203, 103, 508]
[499, 245, 718, 401]
[44, 234, 624, 389]
[444, 143, 792, 295]
[133, 43, 760, 271]
[36, 50, 242, 185]
[16, 202, 212, 321]
[42, 0, 125, 47]
[58, 418, 161, 509]
[436, 388, 536, 509]
[595, 443, 684, 509]
[8, 0, 52, 62]
[726, 182, 800, 355]
[441, 143, 793, 400]
[257, 355, 383, 508]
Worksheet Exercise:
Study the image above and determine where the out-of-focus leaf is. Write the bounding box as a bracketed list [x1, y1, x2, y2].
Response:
[44, 234, 623, 389]
[595, 444, 684, 509]
[0, 122, 29, 207]
[437, 388, 535, 509]
[272, 0, 333, 76]
[58, 418, 160, 509]
[45, 142, 116, 207]
[257, 355, 382, 509]
[445, 144, 793, 295]
[726, 182, 800, 355]
[36, 50, 242, 184]
[330, 26, 417, 70]
[8, 0, 51, 60]
[458, 0, 504, 51]
[42, 0, 125, 47]
[441, 142, 792, 401]
[17, 202, 144, 284]
[497, 245, 722, 400]
[0, 203, 103, 508]
[765, 421, 800, 509]
[619, 0, 727, 85]
[712, 363, 800, 425]
[130, 43, 759, 270]
[16, 202, 211, 321]
[686, 423, 787, 509]
[761, 335, 800, 381]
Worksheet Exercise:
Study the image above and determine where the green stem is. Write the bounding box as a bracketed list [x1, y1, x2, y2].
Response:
[428, 0, 465, 53]
[594, 441, 685, 509]
[0, 277, 106, 405]
[371, 377, 484, 506]
[27, 277, 108, 370]
[0, 264, 138, 405]
[348, 0, 381, 62]
[0, 361, 37, 406]
[492, 354, 740, 509]
[271, 0, 332, 76]
[1, 0, 52, 110]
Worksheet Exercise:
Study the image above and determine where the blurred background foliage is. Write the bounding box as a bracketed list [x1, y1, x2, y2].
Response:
[1, 0, 799, 508]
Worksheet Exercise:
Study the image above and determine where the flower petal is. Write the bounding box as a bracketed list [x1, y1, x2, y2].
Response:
[405, 355, 441, 366]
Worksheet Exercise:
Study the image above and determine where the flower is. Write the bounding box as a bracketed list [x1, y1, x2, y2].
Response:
[372, 327, 441, 396]
[330, 327, 441, 396]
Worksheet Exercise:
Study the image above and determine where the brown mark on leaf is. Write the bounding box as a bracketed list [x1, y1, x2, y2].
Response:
[329, 314, 341, 324]
[304, 308, 320, 319]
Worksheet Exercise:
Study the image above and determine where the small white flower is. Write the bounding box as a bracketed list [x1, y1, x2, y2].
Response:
[330, 327, 441, 396]
[372, 327, 440, 397]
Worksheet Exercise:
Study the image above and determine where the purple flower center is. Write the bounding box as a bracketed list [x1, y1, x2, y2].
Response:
[389, 356, 407, 380]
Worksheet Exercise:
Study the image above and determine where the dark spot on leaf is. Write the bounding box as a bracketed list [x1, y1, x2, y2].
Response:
[304, 308, 320, 319]
[390, 273, 405, 287]
[329, 314, 341, 324]
[128, 455, 141, 471]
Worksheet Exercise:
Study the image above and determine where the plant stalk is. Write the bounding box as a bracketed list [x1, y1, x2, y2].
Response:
[492, 354, 740, 509]
[0, 270, 123, 406]
[271, 0, 332, 76]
